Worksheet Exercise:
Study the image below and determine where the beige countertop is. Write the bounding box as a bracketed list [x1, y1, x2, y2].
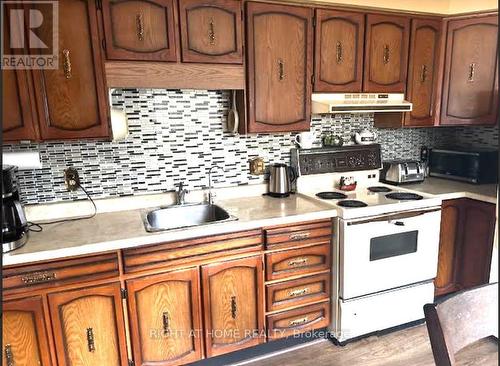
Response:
[3, 194, 337, 267]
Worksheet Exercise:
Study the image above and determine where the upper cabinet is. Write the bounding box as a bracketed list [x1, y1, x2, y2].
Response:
[440, 14, 498, 126]
[102, 0, 179, 61]
[364, 14, 410, 93]
[314, 9, 364, 92]
[404, 18, 443, 127]
[245, 2, 313, 133]
[179, 0, 243, 64]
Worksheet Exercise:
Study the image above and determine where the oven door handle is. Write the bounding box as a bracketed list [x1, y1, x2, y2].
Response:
[346, 208, 441, 226]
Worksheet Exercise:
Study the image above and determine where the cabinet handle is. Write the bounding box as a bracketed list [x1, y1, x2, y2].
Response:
[289, 232, 310, 241]
[383, 45, 390, 64]
[5, 344, 14, 366]
[420, 64, 428, 83]
[288, 287, 309, 297]
[278, 59, 285, 81]
[86, 328, 95, 352]
[468, 62, 476, 82]
[288, 257, 308, 267]
[62, 49, 72, 79]
[230, 296, 237, 319]
[162, 312, 170, 335]
[336, 41, 343, 64]
[136, 13, 144, 41]
[21, 271, 57, 285]
[208, 18, 215, 45]
[289, 316, 309, 326]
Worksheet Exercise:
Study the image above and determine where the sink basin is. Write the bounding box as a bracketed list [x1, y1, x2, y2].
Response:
[143, 203, 237, 232]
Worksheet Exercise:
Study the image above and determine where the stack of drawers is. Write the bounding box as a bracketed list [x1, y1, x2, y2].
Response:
[263, 219, 333, 339]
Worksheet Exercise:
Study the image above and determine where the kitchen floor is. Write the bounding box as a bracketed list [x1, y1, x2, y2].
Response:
[240, 325, 498, 366]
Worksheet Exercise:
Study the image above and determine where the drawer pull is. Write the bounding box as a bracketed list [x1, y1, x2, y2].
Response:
[288, 258, 308, 267]
[420, 64, 428, 83]
[277, 59, 285, 81]
[162, 312, 170, 335]
[5, 344, 14, 366]
[231, 296, 237, 319]
[208, 18, 215, 45]
[21, 271, 57, 285]
[86, 328, 95, 352]
[336, 41, 343, 64]
[136, 13, 144, 41]
[289, 316, 309, 326]
[468, 62, 476, 82]
[288, 287, 310, 297]
[62, 49, 72, 79]
[289, 232, 310, 241]
[383, 44, 390, 64]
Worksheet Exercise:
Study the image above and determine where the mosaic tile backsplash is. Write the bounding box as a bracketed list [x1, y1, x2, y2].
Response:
[3, 89, 498, 204]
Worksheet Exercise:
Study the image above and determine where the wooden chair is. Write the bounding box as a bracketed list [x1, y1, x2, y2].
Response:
[424, 283, 498, 366]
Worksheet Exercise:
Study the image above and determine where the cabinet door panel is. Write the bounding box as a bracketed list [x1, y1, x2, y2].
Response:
[179, 0, 242, 63]
[246, 2, 312, 133]
[202, 256, 264, 357]
[102, 0, 178, 61]
[32, 0, 109, 140]
[2, 297, 52, 366]
[364, 14, 410, 92]
[440, 15, 498, 125]
[314, 9, 364, 92]
[127, 268, 203, 366]
[405, 18, 442, 127]
[48, 283, 128, 366]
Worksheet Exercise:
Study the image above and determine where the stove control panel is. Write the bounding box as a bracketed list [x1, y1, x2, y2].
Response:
[290, 144, 381, 175]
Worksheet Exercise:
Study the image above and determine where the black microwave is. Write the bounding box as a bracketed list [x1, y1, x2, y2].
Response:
[428, 148, 498, 184]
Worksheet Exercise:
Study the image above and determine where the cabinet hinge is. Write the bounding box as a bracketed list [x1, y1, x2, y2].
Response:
[121, 288, 128, 299]
[312, 16, 316, 27]
[96, 0, 102, 10]
[128, 360, 135, 366]
[101, 38, 106, 51]
[311, 74, 315, 85]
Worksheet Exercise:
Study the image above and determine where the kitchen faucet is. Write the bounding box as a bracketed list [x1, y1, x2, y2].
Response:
[208, 165, 224, 205]
[175, 182, 189, 205]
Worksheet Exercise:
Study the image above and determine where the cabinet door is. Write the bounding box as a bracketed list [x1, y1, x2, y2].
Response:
[2, 297, 52, 366]
[48, 283, 128, 366]
[246, 2, 313, 133]
[314, 9, 364, 92]
[102, 0, 178, 61]
[440, 15, 498, 125]
[364, 14, 410, 92]
[404, 18, 443, 127]
[202, 256, 264, 357]
[31, 0, 109, 140]
[126, 268, 203, 366]
[179, 0, 242, 64]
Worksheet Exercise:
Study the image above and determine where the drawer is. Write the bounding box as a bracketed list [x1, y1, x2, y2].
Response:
[265, 220, 332, 250]
[267, 302, 330, 340]
[266, 273, 331, 312]
[3, 253, 119, 295]
[265, 243, 331, 281]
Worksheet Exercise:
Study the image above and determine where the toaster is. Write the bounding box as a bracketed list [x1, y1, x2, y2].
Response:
[380, 160, 425, 184]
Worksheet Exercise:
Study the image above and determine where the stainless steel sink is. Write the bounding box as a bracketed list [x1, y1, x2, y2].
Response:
[143, 203, 237, 232]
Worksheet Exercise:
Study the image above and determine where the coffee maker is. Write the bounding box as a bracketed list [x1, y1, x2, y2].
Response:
[2, 165, 29, 252]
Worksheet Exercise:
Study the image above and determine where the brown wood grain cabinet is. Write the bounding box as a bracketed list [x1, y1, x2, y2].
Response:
[313, 9, 364, 92]
[2, 296, 53, 366]
[245, 2, 313, 133]
[435, 199, 496, 297]
[48, 282, 129, 366]
[364, 14, 410, 93]
[126, 267, 203, 366]
[179, 0, 243, 64]
[102, 0, 178, 61]
[31, 0, 110, 140]
[404, 18, 443, 127]
[201, 255, 265, 357]
[440, 14, 498, 126]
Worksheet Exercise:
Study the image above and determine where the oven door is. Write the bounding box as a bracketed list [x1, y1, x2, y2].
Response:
[339, 208, 441, 299]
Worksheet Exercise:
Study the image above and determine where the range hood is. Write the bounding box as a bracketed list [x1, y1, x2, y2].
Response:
[312, 93, 413, 114]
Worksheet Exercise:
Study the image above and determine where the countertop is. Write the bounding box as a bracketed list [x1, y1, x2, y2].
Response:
[3, 194, 338, 266]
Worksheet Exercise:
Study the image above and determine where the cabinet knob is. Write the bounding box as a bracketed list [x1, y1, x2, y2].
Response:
[136, 13, 144, 41]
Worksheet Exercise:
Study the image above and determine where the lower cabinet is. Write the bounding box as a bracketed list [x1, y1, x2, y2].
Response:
[201, 256, 265, 357]
[2, 296, 53, 366]
[48, 282, 129, 366]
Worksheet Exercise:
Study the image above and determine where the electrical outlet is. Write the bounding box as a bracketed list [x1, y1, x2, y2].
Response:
[64, 167, 80, 191]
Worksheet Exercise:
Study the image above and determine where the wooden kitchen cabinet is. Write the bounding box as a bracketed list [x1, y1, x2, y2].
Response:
[245, 2, 313, 133]
[364, 14, 410, 93]
[404, 18, 443, 127]
[31, 0, 110, 140]
[201, 255, 264, 357]
[179, 0, 243, 64]
[440, 14, 498, 125]
[102, 0, 178, 61]
[313, 9, 364, 92]
[435, 199, 496, 297]
[2, 297, 53, 366]
[126, 267, 203, 366]
[48, 282, 129, 366]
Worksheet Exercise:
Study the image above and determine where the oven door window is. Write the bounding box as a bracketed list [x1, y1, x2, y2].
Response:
[370, 231, 418, 261]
